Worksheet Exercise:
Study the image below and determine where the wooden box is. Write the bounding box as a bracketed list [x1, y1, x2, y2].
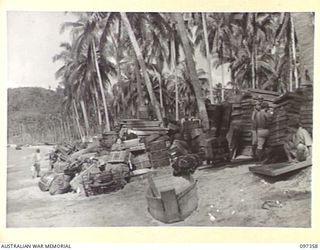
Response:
[146, 175, 198, 223]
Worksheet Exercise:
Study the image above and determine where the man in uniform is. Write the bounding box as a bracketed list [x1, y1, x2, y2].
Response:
[252, 100, 273, 161]
[251, 96, 264, 160]
[284, 119, 312, 162]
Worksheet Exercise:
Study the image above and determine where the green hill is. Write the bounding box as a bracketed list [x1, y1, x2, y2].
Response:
[8, 87, 64, 144]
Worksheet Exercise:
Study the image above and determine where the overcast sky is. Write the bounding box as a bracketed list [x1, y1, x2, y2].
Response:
[6, 11, 230, 90]
[7, 11, 75, 89]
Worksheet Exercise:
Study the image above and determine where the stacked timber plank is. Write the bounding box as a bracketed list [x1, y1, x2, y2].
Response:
[120, 119, 168, 138]
[249, 158, 312, 176]
[238, 93, 254, 156]
[229, 89, 280, 157]
[119, 119, 170, 169]
[146, 137, 171, 168]
[247, 88, 280, 108]
[268, 93, 304, 147]
[299, 85, 313, 136]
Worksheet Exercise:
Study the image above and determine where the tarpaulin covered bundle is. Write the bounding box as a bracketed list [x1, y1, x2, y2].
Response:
[172, 154, 201, 176]
[81, 166, 127, 197]
[38, 171, 56, 192]
[49, 174, 72, 195]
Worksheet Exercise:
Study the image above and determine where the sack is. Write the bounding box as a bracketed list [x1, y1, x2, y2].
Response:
[49, 174, 72, 195]
[38, 171, 56, 192]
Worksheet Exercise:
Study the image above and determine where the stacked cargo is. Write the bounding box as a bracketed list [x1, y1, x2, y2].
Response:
[127, 138, 152, 170]
[119, 119, 168, 139]
[146, 137, 171, 169]
[300, 85, 313, 136]
[229, 89, 280, 157]
[238, 93, 254, 156]
[99, 131, 118, 149]
[268, 93, 304, 147]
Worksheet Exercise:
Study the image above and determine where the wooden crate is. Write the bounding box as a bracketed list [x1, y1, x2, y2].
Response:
[131, 152, 151, 169]
[146, 175, 198, 223]
[150, 157, 171, 168]
[108, 150, 129, 164]
[149, 149, 169, 160]
[148, 140, 167, 151]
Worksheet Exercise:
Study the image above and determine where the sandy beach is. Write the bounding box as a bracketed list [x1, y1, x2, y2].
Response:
[6, 146, 311, 227]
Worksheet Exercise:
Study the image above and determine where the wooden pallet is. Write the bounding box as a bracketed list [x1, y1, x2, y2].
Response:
[249, 158, 312, 176]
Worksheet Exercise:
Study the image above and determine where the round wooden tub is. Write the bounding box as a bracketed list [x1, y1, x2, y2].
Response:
[146, 175, 198, 223]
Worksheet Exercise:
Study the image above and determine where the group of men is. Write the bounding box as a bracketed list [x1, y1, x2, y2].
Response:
[251, 96, 312, 163]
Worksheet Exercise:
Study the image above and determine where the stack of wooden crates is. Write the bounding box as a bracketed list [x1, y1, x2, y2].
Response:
[268, 93, 304, 147]
[230, 89, 280, 157]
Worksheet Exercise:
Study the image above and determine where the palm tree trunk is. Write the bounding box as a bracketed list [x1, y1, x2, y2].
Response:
[92, 39, 111, 132]
[290, 14, 299, 89]
[171, 37, 179, 121]
[157, 72, 164, 117]
[251, 13, 257, 89]
[80, 99, 90, 136]
[93, 82, 103, 132]
[73, 100, 84, 140]
[221, 43, 225, 101]
[120, 12, 163, 123]
[135, 64, 143, 106]
[291, 13, 314, 85]
[289, 44, 293, 92]
[174, 13, 210, 131]
[202, 13, 214, 104]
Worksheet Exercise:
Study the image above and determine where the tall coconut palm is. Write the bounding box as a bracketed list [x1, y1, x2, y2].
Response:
[61, 13, 114, 131]
[120, 12, 163, 123]
[53, 43, 85, 140]
[173, 13, 210, 131]
[291, 12, 314, 85]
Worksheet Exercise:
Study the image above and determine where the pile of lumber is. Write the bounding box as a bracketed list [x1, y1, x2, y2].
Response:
[229, 89, 280, 157]
[120, 119, 168, 138]
[299, 85, 313, 136]
[249, 158, 312, 177]
[247, 88, 280, 108]
[268, 93, 304, 147]
[238, 93, 254, 156]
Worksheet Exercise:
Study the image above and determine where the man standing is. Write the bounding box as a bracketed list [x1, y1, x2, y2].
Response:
[32, 148, 41, 178]
[251, 96, 263, 160]
[252, 101, 273, 161]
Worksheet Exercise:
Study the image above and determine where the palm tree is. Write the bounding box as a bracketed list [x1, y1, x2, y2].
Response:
[120, 12, 163, 123]
[173, 13, 210, 131]
[291, 12, 314, 85]
[201, 13, 214, 103]
[61, 13, 113, 132]
[53, 42, 85, 140]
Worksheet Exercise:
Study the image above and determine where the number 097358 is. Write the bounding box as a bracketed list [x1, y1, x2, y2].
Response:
[300, 244, 318, 248]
